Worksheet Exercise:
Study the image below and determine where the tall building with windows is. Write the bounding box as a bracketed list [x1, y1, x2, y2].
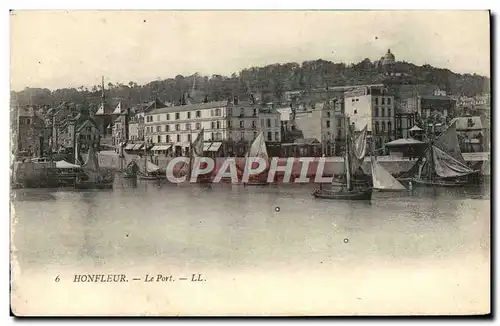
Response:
[293, 101, 336, 155]
[258, 106, 282, 143]
[344, 86, 395, 150]
[144, 97, 281, 156]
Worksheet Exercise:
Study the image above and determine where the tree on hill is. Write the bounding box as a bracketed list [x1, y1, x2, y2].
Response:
[12, 59, 490, 109]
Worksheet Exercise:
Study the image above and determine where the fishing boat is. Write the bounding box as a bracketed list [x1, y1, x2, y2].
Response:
[123, 160, 140, 179]
[410, 120, 479, 187]
[176, 128, 212, 184]
[137, 160, 164, 180]
[312, 120, 372, 201]
[242, 131, 270, 186]
[137, 142, 165, 180]
[117, 146, 139, 179]
[75, 145, 114, 189]
[370, 141, 407, 192]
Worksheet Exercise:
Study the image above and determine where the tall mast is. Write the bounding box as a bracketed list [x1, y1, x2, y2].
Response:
[101, 76, 105, 102]
[144, 140, 147, 173]
[345, 116, 352, 191]
[428, 122, 435, 181]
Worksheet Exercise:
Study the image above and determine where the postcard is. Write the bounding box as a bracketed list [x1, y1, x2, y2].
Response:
[10, 10, 491, 316]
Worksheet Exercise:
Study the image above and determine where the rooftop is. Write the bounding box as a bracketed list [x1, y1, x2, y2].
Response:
[450, 116, 486, 130]
[148, 100, 229, 115]
[385, 138, 426, 147]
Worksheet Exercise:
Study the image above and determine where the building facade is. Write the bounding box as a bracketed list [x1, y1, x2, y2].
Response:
[402, 95, 456, 120]
[451, 116, 489, 153]
[16, 105, 46, 157]
[344, 86, 395, 149]
[128, 119, 140, 141]
[143, 98, 281, 157]
[394, 112, 418, 139]
[293, 101, 336, 155]
[258, 106, 282, 143]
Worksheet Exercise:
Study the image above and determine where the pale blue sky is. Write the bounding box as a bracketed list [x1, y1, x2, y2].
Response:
[10, 10, 490, 91]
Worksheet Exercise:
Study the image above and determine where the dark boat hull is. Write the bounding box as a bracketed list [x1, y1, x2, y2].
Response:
[123, 174, 137, 179]
[244, 181, 269, 186]
[374, 188, 407, 192]
[75, 182, 114, 190]
[312, 188, 372, 200]
[138, 174, 166, 180]
[411, 178, 467, 188]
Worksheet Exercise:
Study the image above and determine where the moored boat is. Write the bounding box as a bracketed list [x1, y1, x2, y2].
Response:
[240, 131, 270, 186]
[313, 120, 372, 201]
[312, 187, 372, 200]
[370, 148, 407, 192]
[409, 121, 479, 188]
[76, 145, 114, 190]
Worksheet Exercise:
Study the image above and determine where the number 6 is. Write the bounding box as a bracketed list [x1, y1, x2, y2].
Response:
[55, 275, 60, 282]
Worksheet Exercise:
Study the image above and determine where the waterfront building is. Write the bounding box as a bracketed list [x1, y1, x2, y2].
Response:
[143, 97, 281, 157]
[293, 101, 336, 155]
[401, 94, 456, 120]
[344, 85, 395, 150]
[93, 77, 115, 137]
[128, 98, 168, 143]
[394, 112, 418, 139]
[450, 115, 489, 153]
[14, 102, 46, 158]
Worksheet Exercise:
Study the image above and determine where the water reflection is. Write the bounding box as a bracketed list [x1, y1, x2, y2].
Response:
[11, 182, 490, 272]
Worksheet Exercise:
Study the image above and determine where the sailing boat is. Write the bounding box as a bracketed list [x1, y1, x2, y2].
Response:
[243, 131, 270, 186]
[411, 120, 478, 187]
[75, 145, 114, 189]
[177, 128, 212, 183]
[312, 120, 372, 200]
[370, 139, 407, 192]
[122, 153, 140, 179]
[137, 142, 163, 180]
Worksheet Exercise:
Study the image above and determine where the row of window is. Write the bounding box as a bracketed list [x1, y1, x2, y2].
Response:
[374, 121, 393, 134]
[349, 97, 392, 106]
[144, 118, 280, 133]
[373, 106, 392, 117]
[145, 109, 209, 123]
[147, 131, 281, 144]
[145, 107, 264, 123]
[374, 97, 392, 105]
[228, 108, 258, 117]
[150, 132, 223, 143]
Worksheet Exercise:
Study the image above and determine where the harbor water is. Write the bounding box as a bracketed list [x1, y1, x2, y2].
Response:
[11, 178, 490, 315]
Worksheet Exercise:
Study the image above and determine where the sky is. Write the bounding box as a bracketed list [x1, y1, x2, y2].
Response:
[10, 10, 490, 91]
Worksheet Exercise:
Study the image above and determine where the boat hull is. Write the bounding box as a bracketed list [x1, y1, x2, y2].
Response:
[411, 178, 468, 188]
[75, 182, 114, 190]
[312, 188, 372, 200]
[374, 188, 407, 192]
[123, 175, 137, 179]
[244, 181, 269, 186]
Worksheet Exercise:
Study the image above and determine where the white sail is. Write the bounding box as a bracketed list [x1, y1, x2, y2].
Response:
[246, 131, 268, 160]
[82, 146, 100, 182]
[191, 128, 204, 158]
[434, 120, 466, 164]
[432, 145, 475, 178]
[349, 124, 368, 176]
[371, 159, 406, 190]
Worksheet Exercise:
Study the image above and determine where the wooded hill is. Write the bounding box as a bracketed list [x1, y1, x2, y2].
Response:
[12, 58, 490, 110]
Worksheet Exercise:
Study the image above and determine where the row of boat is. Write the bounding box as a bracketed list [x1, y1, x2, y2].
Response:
[313, 117, 487, 200]
[119, 128, 271, 185]
[116, 116, 487, 201]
